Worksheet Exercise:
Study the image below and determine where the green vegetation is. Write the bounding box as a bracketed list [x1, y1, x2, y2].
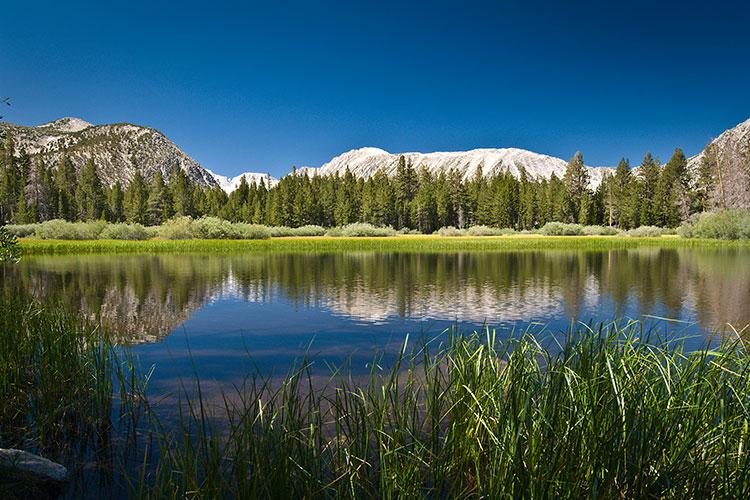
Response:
[2, 295, 750, 497]
[0, 132, 727, 233]
[679, 210, 750, 240]
[0, 225, 20, 262]
[16, 234, 750, 256]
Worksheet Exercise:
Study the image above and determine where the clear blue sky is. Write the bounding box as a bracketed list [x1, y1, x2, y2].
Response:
[1, 0, 749, 177]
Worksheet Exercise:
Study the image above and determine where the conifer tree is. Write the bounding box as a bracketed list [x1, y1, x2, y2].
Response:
[76, 158, 105, 220]
[147, 170, 172, 224]
[109, 181, 125, 222]
[637, 153, 660, 226]
[124, 171, 148, 224]
[656, 148, 689, 227]
[563, 152, 590, 223]
[168, 166, 194, 217]
[55, 154, 78, 221]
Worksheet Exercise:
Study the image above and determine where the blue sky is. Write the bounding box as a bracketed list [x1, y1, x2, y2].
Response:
[1, 0, 749, 177]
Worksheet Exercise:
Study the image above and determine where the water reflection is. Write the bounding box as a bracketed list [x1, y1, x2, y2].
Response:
[3, 248, 750, 345]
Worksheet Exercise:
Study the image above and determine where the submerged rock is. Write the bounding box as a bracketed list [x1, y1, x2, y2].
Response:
[0, 448, 69, 498]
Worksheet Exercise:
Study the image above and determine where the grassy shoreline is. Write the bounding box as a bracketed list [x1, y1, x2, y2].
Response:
[17, 234, 750, 255]
[3, 297, 750, 497]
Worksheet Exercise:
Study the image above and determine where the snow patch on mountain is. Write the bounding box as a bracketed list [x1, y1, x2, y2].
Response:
[207, 170, 279, 193]
[302, 147, 613, 188]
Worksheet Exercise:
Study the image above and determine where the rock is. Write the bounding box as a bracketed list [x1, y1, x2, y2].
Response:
[0, 448, 69, 498]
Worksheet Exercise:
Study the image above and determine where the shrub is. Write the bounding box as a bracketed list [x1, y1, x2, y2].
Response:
[625, 226, 664, 238]
[678, 210, 750, 240]
[436, 226, 466, 237]
[270, 225, 326, 237]
[4, 224, 37, 237]
[328, 223, 397, 237]
[581, 225, 619, 236]
[290, 225, 327, 237]
[155, 217, 197, 240]
[194, 217, 243, 239]
[325, 227, 343, 237]
[34, 220, 107, 240]
[234, 224, 272, 240]
[539, 222, 584, 236]
[466, 225, 516, 236]
[0, 225, 21, 262]
[99, 223, 150, 240]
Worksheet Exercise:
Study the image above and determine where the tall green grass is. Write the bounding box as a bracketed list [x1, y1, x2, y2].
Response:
[3, 296, 750, 497]
[129, 324, 750, 498]
[17, 234, 750, 256]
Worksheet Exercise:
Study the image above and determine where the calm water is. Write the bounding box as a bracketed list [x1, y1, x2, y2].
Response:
[3, 248, 750, 393]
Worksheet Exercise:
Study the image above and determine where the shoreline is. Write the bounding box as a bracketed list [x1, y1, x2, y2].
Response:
[17, 234, 750, 255]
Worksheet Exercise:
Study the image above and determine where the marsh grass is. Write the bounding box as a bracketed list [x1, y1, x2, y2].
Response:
[128, 324, 750, 498]
[3, 296, 750, 497]
[17, 234, 750, 256]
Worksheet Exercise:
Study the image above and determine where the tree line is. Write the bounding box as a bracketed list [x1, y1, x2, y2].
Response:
[0, 133, 735, 230]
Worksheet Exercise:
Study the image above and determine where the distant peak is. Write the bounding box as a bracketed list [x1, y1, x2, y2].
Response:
[37, 117, 93, 132]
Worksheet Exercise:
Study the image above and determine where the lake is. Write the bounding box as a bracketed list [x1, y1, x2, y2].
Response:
[3, 247, 750, 396]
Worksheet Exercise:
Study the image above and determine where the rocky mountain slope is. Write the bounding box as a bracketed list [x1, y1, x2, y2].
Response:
[301, 147, 613, 187]
[687, 117, 750, 208]
[3, 116, 749, 195]
[0, 117, 221, 188]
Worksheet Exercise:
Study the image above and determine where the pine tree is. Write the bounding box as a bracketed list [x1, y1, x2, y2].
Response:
[562, 152, 590, 223]
[168, 166, 194, 217]
[109, 181, 125, 222]
[637, 153, 660, 226]
[393, 156, 417, 229]
[25, 157, 50, 222]
[75, 158, 105, 220]
[56, 154, 78, 221]
[656, 148, 689, 227]
[0, 134, 19, 223]
[124, 171, 148, 224]
[147, 170, 172, 224]
[695, 144, 718, 211]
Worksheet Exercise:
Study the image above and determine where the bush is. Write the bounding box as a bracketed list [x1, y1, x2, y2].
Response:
[34, 220, 107, 240]
[4, 224, 37, 237]
[0, 225, 21, 262]
[99, 223, 150, 240]
[466, 225, 516, 236]
[625, 226, 664, 238]
[539, 222, 584, 236]
[194, 217, 243, 239]
[581, 225, 620, 236]
[678, 210, 750, 240]
[436, 226, 466, 237]
[291, 225, 327, 237]
[327, 223, 397, 237]
[235, 223, 272, 240]
[270, 225, 327, 237]
[155, 217, 197, 240]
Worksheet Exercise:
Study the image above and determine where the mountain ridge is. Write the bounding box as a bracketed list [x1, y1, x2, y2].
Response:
[2, 116, 748, 194]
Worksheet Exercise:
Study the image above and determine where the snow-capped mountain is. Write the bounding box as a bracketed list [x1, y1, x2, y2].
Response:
[4, 115, 749, 195]
[207, 170, 279, 193]
[302, 146, 614, 188]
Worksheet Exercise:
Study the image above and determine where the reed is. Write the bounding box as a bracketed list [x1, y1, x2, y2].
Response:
[132, 324, 750, 498]
[3, 296, 750, 497]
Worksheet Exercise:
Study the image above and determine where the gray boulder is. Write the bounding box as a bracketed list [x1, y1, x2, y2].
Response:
[0, 448, 69, 498]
